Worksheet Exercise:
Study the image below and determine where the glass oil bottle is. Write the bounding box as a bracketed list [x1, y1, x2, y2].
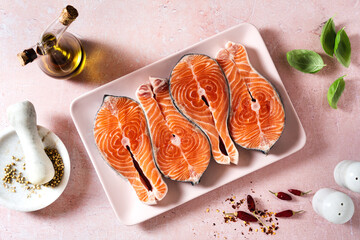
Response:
[18, 5, 85, 79]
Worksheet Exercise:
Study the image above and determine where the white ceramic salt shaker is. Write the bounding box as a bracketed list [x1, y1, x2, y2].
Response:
[7, 101, 55, 185]
[312, 188, 354, 224]
[334, 160, 360, 193]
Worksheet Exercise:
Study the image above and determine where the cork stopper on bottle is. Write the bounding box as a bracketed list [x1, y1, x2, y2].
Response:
[59, 5, 78, 26]
[17, 48, 37, 66]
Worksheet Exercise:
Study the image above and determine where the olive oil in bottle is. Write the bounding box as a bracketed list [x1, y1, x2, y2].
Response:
[37, 32, 85, 79]
[18, 5, 85, 79]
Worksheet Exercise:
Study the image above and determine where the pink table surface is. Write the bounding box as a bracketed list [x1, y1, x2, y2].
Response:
[0, 0, 359, 239]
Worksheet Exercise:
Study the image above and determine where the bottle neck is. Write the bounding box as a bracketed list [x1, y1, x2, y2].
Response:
[42, 19, 70, 41]
[37, 15, 72, 55]
[46, 5, 78, 40]
[18, 5, 78, 65]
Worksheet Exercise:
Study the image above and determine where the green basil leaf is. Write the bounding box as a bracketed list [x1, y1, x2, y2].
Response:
[334, 28, 351, 67]
[320, 17, 336, 57]
[286, 49, 325, 73]
[327, 75, 346, 109]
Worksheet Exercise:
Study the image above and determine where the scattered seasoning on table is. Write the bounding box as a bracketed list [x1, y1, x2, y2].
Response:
[225, 196, 245, 209]
[212, 194, 280, 236]
[206, 187, 307, 237]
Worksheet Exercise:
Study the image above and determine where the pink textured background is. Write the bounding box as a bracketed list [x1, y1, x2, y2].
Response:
[0, 0, 359, 239]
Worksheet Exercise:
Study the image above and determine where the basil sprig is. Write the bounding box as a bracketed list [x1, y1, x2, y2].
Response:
[320, 17, 336, 57]
[286, 49, 325, 73]
[334, 28, 351, 68]
[327, 75, 346, 109]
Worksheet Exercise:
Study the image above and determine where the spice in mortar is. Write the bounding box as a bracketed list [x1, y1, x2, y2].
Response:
[1, 148, 64, 197]
[2, 163, 17, 192]
[43, 148, 64, 188]
[2, 158, 41, 197]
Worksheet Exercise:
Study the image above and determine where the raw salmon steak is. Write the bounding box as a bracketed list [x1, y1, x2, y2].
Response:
[216, 42, 285, 153]
[137, 77, 211, 184]
[170, 54, 239, 165]
[94, 96, 168, 204]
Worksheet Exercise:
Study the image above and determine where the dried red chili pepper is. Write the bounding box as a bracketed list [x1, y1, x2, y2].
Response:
[269, 190, 292, 200]
[236, 211, 258, 222]
[247, 195, 256, 212]
[275, 210, 304, 218]
[225, 209, 268, 227]
[288, 189, 312, 196]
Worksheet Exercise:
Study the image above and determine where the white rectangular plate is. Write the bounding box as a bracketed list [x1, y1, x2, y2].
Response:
[70, 23, 306, 225]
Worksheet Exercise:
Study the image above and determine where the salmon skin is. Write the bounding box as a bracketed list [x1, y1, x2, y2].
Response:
[169, 54, 239, 165]
[137, 77, 211, 184]
[94, 95, 168, 204]
[216, 42, 285, 154]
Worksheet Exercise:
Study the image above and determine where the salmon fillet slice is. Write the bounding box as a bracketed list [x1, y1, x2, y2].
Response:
[216, 42, 285, 153]
[169, 54, 239, 165]
[94, 96, 168, 204]
[136, 77, 211, 184]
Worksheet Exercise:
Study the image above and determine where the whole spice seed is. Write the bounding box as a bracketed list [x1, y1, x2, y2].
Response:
[269, 190, 292, 200]
[275, 210, 304, 218]
[247, 195, 256, 212]
[288, 189, 312, 196]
